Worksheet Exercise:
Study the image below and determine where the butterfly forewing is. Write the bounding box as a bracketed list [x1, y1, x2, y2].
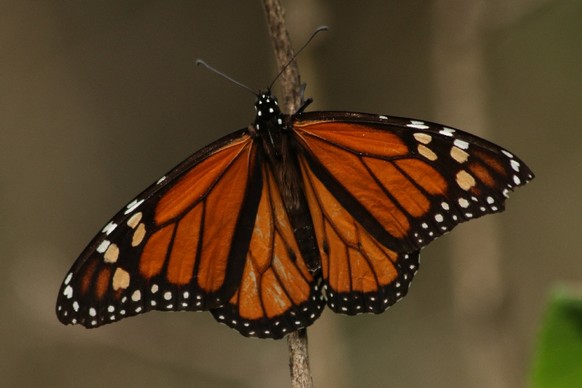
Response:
[292, 112, 534, 254]
[56, 130, 258, 327]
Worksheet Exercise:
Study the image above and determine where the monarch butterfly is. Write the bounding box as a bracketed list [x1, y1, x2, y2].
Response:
[56, 71, 533, 339]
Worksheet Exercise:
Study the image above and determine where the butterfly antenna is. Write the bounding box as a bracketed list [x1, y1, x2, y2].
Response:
[196, 59, 257, 96]
[269, 25, 329, 90]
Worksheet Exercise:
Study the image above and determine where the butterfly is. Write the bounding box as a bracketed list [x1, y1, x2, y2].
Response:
[56, 87, 533, 339]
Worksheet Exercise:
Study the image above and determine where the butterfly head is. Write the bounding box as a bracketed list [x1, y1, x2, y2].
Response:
[253, 91, 284, 133]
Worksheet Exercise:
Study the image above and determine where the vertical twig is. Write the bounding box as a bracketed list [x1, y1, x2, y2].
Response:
[261, 1, 313, 388]
[262, 0, 302, 112]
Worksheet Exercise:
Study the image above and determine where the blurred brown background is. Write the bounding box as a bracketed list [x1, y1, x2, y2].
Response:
[1, 1, 580, 387]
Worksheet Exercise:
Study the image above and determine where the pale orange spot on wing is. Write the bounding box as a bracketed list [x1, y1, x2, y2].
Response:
[139, 224, 175, 279]
[112, 268, 130, 291]
[132, 223, 146, 247]
[103, 243, 119, 263]
[456, 170, 476, 191]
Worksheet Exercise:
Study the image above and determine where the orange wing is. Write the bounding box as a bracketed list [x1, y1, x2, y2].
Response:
[56, 130, 261, 328]
[292, 112, 533, 313]
[211, 163, 324, 338]
[56, 129, 323, 338]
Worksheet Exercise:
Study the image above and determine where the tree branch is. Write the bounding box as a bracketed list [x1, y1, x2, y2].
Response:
[262, 0, 302, 112]
[261, 1, 313, 387]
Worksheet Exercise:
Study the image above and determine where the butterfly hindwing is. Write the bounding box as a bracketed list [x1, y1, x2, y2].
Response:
[298, 154, 421, 314]
[211, 163, 325, 339]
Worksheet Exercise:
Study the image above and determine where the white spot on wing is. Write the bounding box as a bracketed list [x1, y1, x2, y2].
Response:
[102, 222, 117, 235]
[510, 160, 520, 172]
[124, 199, 144, 215]
[453, 139, 469, 150]
[407, 120, 429, 130]
[63, 285, 73, 299]
[501, 150, 513, 158]
[439, 127, 455, 137]
[96, 240, 111, 253]
[131, 290, 141, 302]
